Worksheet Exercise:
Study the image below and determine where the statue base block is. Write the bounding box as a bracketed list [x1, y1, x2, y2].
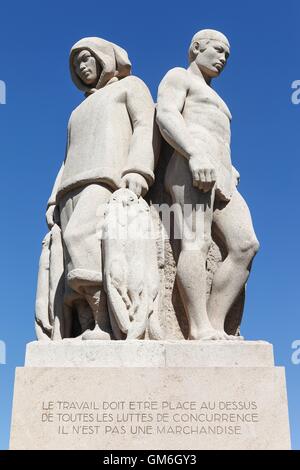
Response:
[10, 341, 291, 449]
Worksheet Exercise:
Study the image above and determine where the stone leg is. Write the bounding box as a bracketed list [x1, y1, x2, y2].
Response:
[82, 287, 111, 340]
[59, 184, 113, 339]
[208, 190, 260, 332]
[74, 299, 94, 333]
[165, 153, 226, 340]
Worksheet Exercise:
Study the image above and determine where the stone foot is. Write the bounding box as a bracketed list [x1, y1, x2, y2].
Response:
[222, 332, 244, 341]
[189, 328, 226, 340]
[82, 325, 111, 340]
[189, 328, 244, 341]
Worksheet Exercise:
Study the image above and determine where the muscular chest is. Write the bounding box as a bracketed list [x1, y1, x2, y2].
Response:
[184, 81, 232, 122]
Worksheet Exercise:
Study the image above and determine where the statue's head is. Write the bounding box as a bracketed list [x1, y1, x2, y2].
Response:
[70, 37, 131, 94]
[188, 29, 230, 79]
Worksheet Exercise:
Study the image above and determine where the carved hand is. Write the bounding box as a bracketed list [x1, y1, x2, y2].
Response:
[189, 155, 216, 192]
[120, 173, 149, 197]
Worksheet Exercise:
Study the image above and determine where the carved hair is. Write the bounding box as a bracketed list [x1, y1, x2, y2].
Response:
[188, 29, 230, 63]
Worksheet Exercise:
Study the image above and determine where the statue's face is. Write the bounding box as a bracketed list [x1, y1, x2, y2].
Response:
[194, 40, 230, 78]
[73, 49, 99, 86]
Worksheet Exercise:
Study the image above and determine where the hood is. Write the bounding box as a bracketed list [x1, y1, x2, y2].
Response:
[70, 37, 131, 94]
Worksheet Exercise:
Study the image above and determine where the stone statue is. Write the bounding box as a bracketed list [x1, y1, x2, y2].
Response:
[35, 32, 258, 344]
[156, 29, 259, 340]
[14, 32, 290, 453]
[36, 37, 158, 341]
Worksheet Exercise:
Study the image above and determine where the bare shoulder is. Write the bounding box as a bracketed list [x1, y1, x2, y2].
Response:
[160, 67, 189, 87]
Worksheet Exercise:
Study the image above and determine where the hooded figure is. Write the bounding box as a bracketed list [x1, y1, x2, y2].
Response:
[43, 37, 158, 340]
[69, 37, 132, 95]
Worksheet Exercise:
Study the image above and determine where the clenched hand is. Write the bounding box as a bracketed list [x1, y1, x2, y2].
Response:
[120, 173, 149, 197]
[189, 155, 216, 192]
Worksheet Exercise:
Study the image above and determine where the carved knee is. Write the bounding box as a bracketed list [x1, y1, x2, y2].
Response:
[230, 236, 260, 264]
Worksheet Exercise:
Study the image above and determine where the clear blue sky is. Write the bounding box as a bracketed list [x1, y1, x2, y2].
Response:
[0, 0, 299, 450]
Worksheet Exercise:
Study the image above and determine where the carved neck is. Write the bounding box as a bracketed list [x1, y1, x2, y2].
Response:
[188, 62, 212, 86]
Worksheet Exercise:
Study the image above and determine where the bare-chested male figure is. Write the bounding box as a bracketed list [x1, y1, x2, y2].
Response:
[156, 29, 259, 340]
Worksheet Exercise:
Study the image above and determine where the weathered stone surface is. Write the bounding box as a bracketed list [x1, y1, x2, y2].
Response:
[35, 31, 257, 343]
[25, 340, 274, 368]
[147, 141, 245, 340]
[10, 366, 290, 450]
[153, 29, 259, 340]
[37, 37, 159, 341]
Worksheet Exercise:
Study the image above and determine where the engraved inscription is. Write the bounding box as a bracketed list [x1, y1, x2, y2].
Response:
[40, 400, 260, 437]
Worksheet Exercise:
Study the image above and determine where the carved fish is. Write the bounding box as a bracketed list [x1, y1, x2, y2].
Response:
[102, 188, 160, 339]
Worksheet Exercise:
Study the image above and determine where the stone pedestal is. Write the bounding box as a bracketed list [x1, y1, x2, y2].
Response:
[10, 341, 291, 450]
